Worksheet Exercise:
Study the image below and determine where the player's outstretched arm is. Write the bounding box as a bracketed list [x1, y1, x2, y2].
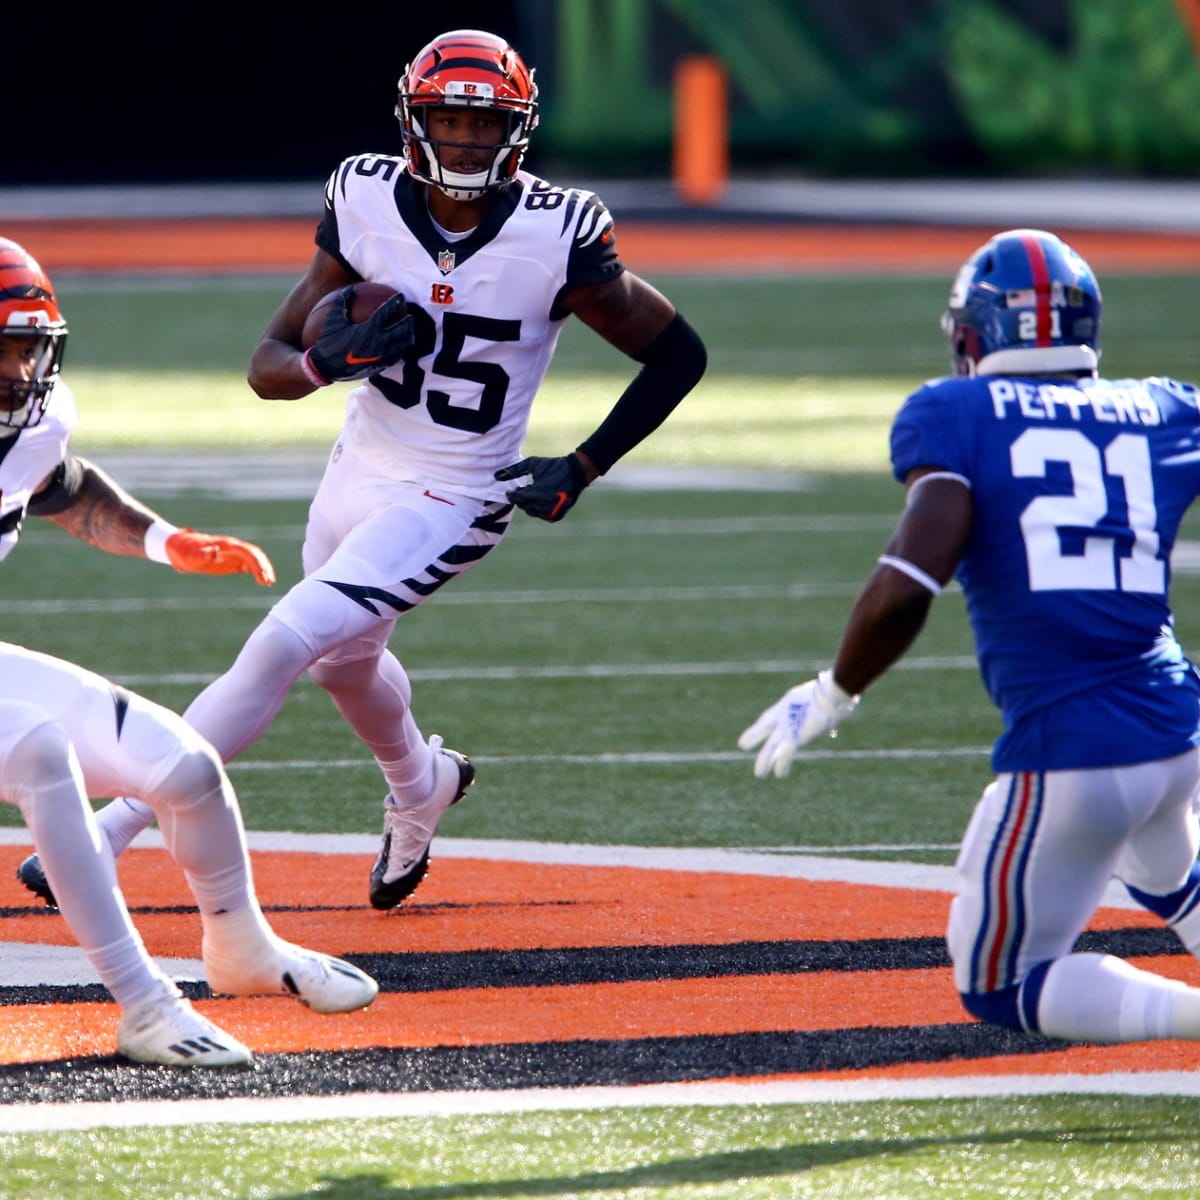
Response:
[31, 454, 275, 585]
[738, 471, 972, 778]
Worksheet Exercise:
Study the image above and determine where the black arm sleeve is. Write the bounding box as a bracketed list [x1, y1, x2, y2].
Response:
[576, 312, 707, 476]
[26, 454, 86, 516]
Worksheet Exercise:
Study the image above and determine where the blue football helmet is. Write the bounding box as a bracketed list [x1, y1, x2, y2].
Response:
[941, 229, 1101, 377]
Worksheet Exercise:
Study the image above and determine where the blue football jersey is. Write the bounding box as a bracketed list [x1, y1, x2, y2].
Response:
[891, 373, 1200, 771]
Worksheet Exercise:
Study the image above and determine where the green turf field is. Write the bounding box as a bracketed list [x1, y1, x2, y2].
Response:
[6, 271, 1200, 1197]
[4, 1095, 1200, 1199]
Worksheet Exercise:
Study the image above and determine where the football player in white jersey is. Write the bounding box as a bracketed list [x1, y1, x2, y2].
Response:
[739, 229, 1200, 1047]
[0, 239, 275, 581]
[41, 28, 707, 913]
[1, 240, 378, 1064]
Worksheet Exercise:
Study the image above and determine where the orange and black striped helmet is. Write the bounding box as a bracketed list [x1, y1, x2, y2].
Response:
[0, 238, 67, 429]
[396, 29, 539, 201]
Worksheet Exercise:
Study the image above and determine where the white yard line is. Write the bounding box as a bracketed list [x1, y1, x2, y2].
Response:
[0, 655, 983, 689]
[4, 1073, 1200, 1132]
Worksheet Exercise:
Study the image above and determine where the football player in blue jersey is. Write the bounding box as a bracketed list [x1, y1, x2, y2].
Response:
[22, 28, 707, 913]
[739, 228, 1200, 1046]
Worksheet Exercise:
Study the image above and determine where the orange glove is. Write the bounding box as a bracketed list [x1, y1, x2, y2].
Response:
[164, 529, 276, 586]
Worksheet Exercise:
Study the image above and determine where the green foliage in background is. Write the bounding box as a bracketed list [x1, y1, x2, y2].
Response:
[946, 0, 1200, 173]
[533, 0, 1200, 175]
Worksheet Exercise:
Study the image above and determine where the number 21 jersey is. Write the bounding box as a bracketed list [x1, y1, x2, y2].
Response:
[891, 372, 1200, 771]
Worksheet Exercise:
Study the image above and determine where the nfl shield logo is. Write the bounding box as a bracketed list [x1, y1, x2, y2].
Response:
[438, 249, 456, 275]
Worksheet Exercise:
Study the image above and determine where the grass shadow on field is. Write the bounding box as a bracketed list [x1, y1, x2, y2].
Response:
[280, 1120, 1154, 1198]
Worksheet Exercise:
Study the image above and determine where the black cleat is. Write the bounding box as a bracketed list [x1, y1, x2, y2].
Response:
[369, 736, 474, 910]
[16, 854, 57, 908]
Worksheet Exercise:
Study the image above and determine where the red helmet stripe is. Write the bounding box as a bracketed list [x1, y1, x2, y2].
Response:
[1020, 232, 1053, 345]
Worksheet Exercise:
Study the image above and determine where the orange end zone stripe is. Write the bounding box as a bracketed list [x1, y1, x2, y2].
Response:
[0, 846, 1190, 1074]
[6, 219, 1200, 277]
[1, 846, 964, 956]
[6, 966, 1200, 1072]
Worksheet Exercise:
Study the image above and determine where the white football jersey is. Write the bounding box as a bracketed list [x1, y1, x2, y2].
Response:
[0, 640, 193, 800]
[314, 157, 624, 499]
[0, 380, 76, 563]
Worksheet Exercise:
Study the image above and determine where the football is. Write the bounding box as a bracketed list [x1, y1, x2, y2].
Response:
[301, 282, 403, 349]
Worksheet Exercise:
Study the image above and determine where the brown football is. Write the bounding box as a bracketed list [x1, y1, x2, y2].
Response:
[301, 282, 403, 349]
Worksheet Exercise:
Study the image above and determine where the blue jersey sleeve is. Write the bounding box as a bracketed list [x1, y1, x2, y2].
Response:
[890, 379, 976, 483]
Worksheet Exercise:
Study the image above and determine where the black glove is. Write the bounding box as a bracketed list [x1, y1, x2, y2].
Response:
[494, 455, 589, 522]
[307, 289, 414, 383]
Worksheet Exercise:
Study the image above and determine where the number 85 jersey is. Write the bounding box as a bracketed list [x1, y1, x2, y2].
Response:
[891, 372, 1200, 772]
[315, 156, 623, 500]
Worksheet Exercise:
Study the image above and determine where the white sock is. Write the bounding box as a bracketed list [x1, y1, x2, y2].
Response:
[1036, 952, 1200, 1042]
[200, 903, 281, 966]
[379, 746, 436, 805]
[8, 723, 170, 1009]
[88, 935, 176, 1010]
[93, 795, 156, 856]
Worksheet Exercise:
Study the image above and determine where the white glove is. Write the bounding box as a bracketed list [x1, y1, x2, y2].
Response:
[737, 669, 860, 779]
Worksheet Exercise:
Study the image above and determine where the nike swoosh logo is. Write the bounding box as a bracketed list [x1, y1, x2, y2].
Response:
[423, 489, 454, 505]
[346, 352, 383, 365]
[548, 490, 570, 520]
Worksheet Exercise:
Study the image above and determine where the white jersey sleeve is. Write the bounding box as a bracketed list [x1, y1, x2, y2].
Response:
[0, 381, 77, 563]
[312, 157, 624, 499]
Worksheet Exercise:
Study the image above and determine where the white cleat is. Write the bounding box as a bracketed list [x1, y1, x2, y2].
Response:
[204, 938, 379, 1015]
[369, 734, 475, 910]
[117, 988, 252, 1068]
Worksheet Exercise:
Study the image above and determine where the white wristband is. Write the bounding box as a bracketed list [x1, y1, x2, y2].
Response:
[300, 349, 330, 388]
[877, 554, 943, 595]
[143, 518, 179, 564]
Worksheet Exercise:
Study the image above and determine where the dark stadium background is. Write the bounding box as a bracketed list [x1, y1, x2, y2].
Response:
[11, 6, 523, 187]
[14, 2, 1200, 191]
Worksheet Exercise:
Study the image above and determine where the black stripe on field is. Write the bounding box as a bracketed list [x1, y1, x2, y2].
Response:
[349, 926, 1185, 993]
[0, 901, 575, 918]
[0, 1023, 1072, 1106]
[0, 927, 1183, 1007]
